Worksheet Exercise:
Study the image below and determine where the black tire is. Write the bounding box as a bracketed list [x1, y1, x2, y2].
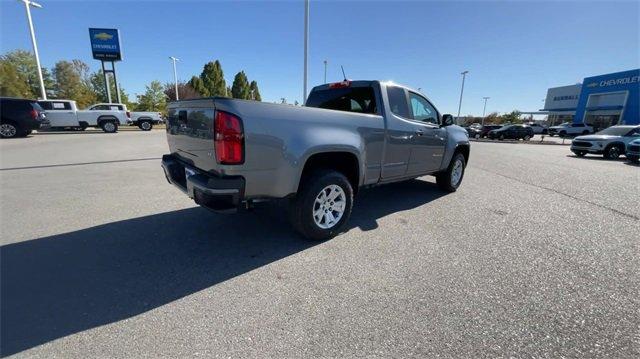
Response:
[138, 120, 153, 131]
[573, 151, 586, 157]
[100, 120, 118, 133]
[542, 129, 548, 134]
[499, 134, 505, 141]
[604, 145, 622, 160]
[436, 152, 466, 192]
[0, 122, 20, 138]
[289, 170, 353, 241]
[559, 131, 567, 138]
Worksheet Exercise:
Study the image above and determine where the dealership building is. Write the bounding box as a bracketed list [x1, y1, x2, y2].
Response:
[542, 69, 639, 130]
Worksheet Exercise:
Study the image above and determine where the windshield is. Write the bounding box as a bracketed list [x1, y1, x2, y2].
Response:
[595, 126, 634, 136]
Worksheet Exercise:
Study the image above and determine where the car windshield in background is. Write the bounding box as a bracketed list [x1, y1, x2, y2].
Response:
[306, 86, 377, 114]
[596, 127, 634, 136]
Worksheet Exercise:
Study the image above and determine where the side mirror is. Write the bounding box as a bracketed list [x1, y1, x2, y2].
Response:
[442, 114, 454, 127]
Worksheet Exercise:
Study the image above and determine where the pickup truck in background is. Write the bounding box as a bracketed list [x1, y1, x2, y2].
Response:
[88, 103, 163, 131]
[161, 80, 470, 240]
[38, 100, 129, 133]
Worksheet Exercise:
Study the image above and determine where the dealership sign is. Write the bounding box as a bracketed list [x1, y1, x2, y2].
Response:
[586, 75, 639, 88]
[89, 28, 122, 61]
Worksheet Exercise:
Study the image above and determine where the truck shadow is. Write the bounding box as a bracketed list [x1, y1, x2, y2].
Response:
[1, 178, 443, 356]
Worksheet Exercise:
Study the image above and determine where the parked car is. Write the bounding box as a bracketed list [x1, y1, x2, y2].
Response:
[570, 125, 640, 159]
[524, 123, 548, 134]
[38, 100, 129, 133]
[88, 103, 163, 131]
[1, 97, 48, 138]
[465, 126, 481, 139]
[626, 139, 640, 163]
[548, 122, 593, 137]
[478, 124, 503, 138]
[488, 124, 534, 140]
[161, 80, 470, 240]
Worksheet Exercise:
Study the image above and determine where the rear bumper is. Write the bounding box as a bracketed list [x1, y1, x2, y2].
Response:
[161, 154, 245, 212]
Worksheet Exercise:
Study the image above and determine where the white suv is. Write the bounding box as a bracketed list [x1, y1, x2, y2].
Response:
[548, 122, 593, 137]
[570, 125, 640, 159]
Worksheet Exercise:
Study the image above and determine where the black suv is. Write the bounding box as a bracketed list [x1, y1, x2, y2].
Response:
[488, 124, 534, 140]
[1, 97, 47, 138]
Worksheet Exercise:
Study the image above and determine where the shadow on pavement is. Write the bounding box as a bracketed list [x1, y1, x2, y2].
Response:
[0, 178, 444, 356]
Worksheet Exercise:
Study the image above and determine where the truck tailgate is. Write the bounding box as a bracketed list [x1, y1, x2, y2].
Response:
[166, 99, 218, 172]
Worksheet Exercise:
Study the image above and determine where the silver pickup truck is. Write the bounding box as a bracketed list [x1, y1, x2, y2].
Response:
[161, 80, 470, 240]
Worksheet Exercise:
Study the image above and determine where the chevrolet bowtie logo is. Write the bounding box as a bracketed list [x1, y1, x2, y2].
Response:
[586, 82, 598, 88]
[94, 32, 113, 41]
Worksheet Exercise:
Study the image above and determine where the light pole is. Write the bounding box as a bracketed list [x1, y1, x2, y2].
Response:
[457, 70, 469, 120]
[323, 60, 327, 83]
[303, 0, 309, 103]
[19, 0, 46, 100]
[482, 96, 490, 125]
[169, 56, 179, 100]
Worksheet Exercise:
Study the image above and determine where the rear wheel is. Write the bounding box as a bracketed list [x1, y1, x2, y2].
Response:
[436, 152, 466, 192]
[0, 123, 19, 138]
[559, 131, 567, 137]
[499, 134, 505, 141]
[100, 121, 118, 133]
[138, 120, 153, 131]
[290, 170, 353, 241]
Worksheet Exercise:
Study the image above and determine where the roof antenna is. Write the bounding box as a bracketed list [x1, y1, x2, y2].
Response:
[341, 65, 347, 81]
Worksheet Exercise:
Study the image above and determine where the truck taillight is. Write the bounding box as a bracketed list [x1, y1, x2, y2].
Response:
[30, 109, 38, 120]
[214, 111, 244, 164]
[329, 80, 351, 89]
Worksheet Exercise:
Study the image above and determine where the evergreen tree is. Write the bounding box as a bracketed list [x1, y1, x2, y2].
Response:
[226, 86, 232, 98]
[188, 76, 207, 97]
[231, 71, 251, 100]
[249, 80, 261, 101]
[200, 60, 226, 97]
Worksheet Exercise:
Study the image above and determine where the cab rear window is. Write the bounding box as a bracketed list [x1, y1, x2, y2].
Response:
[306, 87, 377, 115]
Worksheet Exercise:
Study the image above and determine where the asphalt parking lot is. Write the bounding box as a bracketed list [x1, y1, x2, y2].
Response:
[1, 131, 638, 358]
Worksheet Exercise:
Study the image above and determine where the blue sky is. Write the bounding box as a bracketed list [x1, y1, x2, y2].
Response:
[1, 0, 638, 115]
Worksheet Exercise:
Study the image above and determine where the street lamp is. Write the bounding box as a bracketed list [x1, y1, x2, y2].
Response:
[18, 0, 46, 100]
[169, 56, 179, 100]
[303, 0, 309, 103]
[482, 96, 490, 125]
[456, 70, 469, 119]
[323, 60, 327, 83]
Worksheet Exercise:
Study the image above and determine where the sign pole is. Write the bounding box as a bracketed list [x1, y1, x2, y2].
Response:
[111, 61, 122, 104]
[101, 60, 112, 103]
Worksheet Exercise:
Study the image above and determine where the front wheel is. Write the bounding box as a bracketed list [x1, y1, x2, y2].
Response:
[100, 121, 118, 133]
[436, 152, 466, 192]
[290, 170, 353, 241]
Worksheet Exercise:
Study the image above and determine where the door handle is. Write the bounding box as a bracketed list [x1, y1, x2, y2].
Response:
[415, 129, 424, 136]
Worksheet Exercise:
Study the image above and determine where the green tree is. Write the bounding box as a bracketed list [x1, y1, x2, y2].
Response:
[89, 70, 132, 106]
[1, 50, 54, 98]
[249, 80, 261, 101]
[52, 60, 96, 108]
[188, 76, 207, 97]
[0, 60, 32, 97]
[226, 86, 232, 98]
[231, 71, 251, 100]
[499, 110, 522, 124]
[137, 80, 166, 111]
[200, 60, 226, 97]
[164, 81, 200, 101]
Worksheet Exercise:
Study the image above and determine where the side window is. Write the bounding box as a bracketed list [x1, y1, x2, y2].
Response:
[408, 92, 438, 124]
[386, 86, 410, 118]
[92, 105, 108, 110]
[39, 101, 52, 110]
[51, 102, 69, 110]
